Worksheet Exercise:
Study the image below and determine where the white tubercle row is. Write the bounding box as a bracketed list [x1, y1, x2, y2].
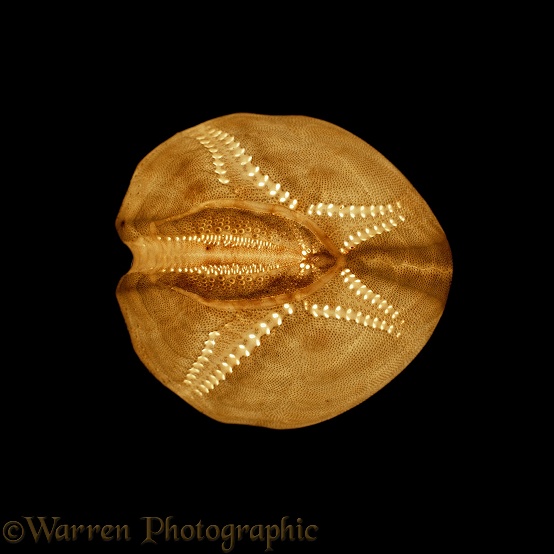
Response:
[304, 201, 405, 253]
[341, 269, 399, 317]
[301, 268, 403, 337]
[157, 233, 273, 250]
[303, 300, 401, 337]
[341, 208, 405, 252]
[307, 202, 401, 218]
[184, 304, 295, 396]
[194, 127, 299, 210]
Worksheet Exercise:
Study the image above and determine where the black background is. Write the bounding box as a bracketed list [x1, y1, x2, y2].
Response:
[2, 23, 497, 551]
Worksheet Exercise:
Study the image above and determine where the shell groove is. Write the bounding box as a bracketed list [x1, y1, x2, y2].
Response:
[116, 113, 452, 429]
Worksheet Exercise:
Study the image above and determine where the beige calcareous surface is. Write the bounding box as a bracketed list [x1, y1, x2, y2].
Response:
[116, 114, 452, 429]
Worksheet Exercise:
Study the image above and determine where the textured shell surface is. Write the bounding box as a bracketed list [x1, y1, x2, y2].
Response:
[116, 113, 452, 429]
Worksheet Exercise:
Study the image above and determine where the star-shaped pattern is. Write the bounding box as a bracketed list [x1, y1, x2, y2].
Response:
[182, 125, 406, 398]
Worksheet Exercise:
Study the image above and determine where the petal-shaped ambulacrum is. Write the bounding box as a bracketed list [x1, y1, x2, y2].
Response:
[116, 114, 452, 429]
